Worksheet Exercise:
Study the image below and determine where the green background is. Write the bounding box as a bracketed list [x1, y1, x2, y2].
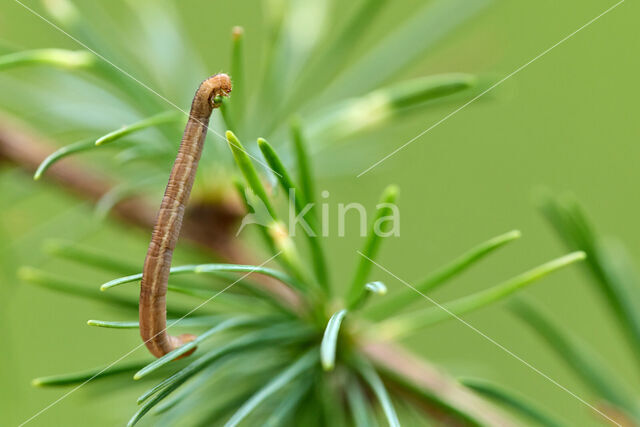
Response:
[1, 0, 638, 425]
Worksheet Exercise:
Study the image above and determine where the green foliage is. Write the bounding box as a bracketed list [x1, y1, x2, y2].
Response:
[33, 138, 97, 181]
[347, 185, 399, 308]
[289, 118, 315, 207]
[461, 378, 563, 427]
[21, 145, 585, 425]
[351, 280, 388, 311]
[0, 0, 490, 203]
[381, 252, 585, 337]
[99, 263, 303, 293]
[372, 229, 521, 319]
[32, 361, 150, 387]
[0, 49, 95, 71]
[512, 298, 640, 420]
[258, 137, 329, 289]
[133, 317, 260, 380]
[320, 309, 348, 371]
[86, 317, 222, 329]
[228, 26, 246, 132]
[355, 357, 401, 427]
[309, 73, 478, 141]
[6, 1, 624, 425]
[538, 193, 640, 356]
[225, 131, 277, 219]
[224, 349, 319, 427]
[94, 111, 183, 147]
[345, 378, 377, 427]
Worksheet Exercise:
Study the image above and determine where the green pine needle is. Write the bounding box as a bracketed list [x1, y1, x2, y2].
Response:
[257, 137, 307, 211]
[128, 377, 189, 427]
[258, 137, 328, 289]
[95, 111, 182, 146]
[152, 362, 226, 415]
[263, 379, 312, 426]
[290, 118, 316, 208]
[310, 73, 477, 141]
[129, 324, 313, 425]
[86, 319, 141, 329]
[282, 0, 390, 116]
[44, 238, 139, 274]
[0, 48, 95, 71]
[538, 192, 640, 356]
[34, 110, 181, 180]
[383, 251, 586, 337]
[99, 263, 304, 292]
[351, 281, 388, 311]
[87, 316, 223, 329]
[224, 349, 319, 427]
[33, 361, 150, 387]
[134, 317, 258, 381]
[227, 133, 311, 282]
[511, 298, 639, 417]
[365, 281, 388, 295]
[324, 0, 490, 99]
[373, 230, 521, 319]
[346, 377, 377, 427]
[19, 266, 140, 312]
[347, 185, 399, 308]
[99, 265, 199, 290]
[225, 131, 278, 219]
[461, 378, 564, 427]
[33, 138, 96, 180]
[355, 358, 401, 427]
[320, 309, 348, 371]
[229, 26, 246, 130]
[219, 97, 237, 132]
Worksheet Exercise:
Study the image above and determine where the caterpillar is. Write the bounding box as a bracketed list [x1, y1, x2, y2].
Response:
[140, 74, 231, 358]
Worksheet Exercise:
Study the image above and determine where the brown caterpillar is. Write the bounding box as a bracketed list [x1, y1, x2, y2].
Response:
[140, 74, 231, 358]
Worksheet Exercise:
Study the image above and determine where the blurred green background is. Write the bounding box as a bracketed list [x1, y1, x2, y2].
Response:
[1, 0, 638, 425]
